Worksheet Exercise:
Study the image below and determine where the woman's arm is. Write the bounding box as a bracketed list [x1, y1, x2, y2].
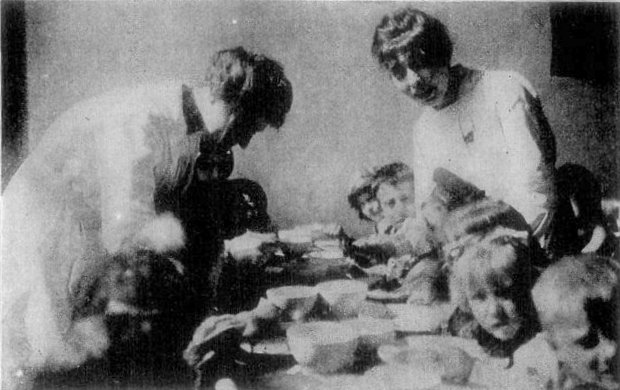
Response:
[494, 75, 556, 228]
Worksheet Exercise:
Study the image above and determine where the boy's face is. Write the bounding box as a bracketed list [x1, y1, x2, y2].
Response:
[377, 180, 415, 229]
[547, 311, 617, 383]
[358, 192, 383, 223]
[467, 279, 523, 341]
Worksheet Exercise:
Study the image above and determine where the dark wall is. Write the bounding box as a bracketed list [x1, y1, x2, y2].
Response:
[2, 0, 27, 191]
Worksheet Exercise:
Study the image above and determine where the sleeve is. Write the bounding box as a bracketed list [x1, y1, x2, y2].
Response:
[95, 112, 161, 253]
[494, 73, 556, 227]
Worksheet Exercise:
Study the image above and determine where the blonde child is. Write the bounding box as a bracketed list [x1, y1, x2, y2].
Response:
[512, 254, 619, 389]
[446, 199, 543, 358]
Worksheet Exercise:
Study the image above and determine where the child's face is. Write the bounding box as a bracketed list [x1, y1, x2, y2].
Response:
[467, 279, 523, 341]
[547, 309, 617, 383]
[358, 192, 383, 223]
[377, 181, 415, 228]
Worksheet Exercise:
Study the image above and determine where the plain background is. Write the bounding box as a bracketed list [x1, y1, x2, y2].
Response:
[16, 1, 620, 237]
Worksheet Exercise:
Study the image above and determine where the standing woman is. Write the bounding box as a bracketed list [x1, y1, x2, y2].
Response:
[371, 8, 580, 258]
[1, 46, 292, 388]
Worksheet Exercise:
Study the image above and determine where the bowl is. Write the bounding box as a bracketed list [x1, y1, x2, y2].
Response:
[342, 318, 396, 349]
[265, 285, 318, 321]
[357, 301, 397, 320]
[363, 359, 442, 389]
[315, 279, 368, 319]
[278, 229, 315, 256]
[378, 340, 475, 386]
[286, 321, 359, 373]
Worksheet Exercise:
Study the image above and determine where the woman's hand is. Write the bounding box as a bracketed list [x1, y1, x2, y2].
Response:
[224, 231, 277, 262]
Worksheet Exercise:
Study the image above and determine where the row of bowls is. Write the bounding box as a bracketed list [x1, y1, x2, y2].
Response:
[266, 280, 398, 374]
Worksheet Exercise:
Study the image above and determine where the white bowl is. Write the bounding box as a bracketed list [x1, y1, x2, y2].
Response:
[342, 318, 396, 349]
[278, 230, 315, 256]
[378, 340, 475, 385]
[278, 229, 313, 244]
[315, 279, 368, 319]
[265, 285, 318, 321]
[286, 321, 359, 373]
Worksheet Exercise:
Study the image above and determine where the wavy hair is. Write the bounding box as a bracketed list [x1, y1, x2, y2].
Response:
[206, 47, 293, 137]
[372, 7, 453, 72]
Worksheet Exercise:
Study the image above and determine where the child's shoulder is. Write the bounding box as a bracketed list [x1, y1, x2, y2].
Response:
[511, 333, 559, 388]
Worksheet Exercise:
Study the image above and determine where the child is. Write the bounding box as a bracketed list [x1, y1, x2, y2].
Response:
[347, 166, 384, 229]
[352, 162, 444, 304]
[513, 254, 619, 389]
[353, 162, 426, 257]
[374, 162, 416, 235]
[446, 199, 542, 358]
[345, 166, 391, 267]
[448, 227, 541, 358]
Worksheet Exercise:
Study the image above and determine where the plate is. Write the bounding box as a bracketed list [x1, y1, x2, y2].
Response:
[313, 239, 342, 250]
[306, 249, 345, 259]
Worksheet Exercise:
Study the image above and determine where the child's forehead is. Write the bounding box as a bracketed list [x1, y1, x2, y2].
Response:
[377, 181, 399, 195]
[461, 247, 520, 289]
[396, 180, 415, 191]
[378, 180, 413, 193]
[467, 268, 515, 292]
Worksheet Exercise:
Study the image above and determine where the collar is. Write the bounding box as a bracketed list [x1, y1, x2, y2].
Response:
[435, 64, 470, 110]
[182, 84, 207, 135]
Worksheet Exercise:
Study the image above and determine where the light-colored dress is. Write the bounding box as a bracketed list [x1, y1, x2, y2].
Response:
[1, 82, 207, 387]
[411, 66, 557, 230]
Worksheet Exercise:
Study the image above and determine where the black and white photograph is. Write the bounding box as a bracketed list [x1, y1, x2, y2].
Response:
[2, 1, 619, 389]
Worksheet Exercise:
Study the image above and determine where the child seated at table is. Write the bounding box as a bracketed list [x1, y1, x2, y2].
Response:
[349, 162, 444, 304]
[374, 161, 416, 235]
[512, 253, 619, 390]
[347, 165, 384, 231]
[345, 165, 392, 267]
[353, 162, 433, 257]
[447, 200, 542, 358]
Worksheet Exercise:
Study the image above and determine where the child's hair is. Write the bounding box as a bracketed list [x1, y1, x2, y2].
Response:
[448, 227, 541, 357]
[442, 198, 551, 270]
[373, 161, 414, 188]
[449, 228, 536, 313]
[444, 199, 543, 357]
[532, 253, 618, 338]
